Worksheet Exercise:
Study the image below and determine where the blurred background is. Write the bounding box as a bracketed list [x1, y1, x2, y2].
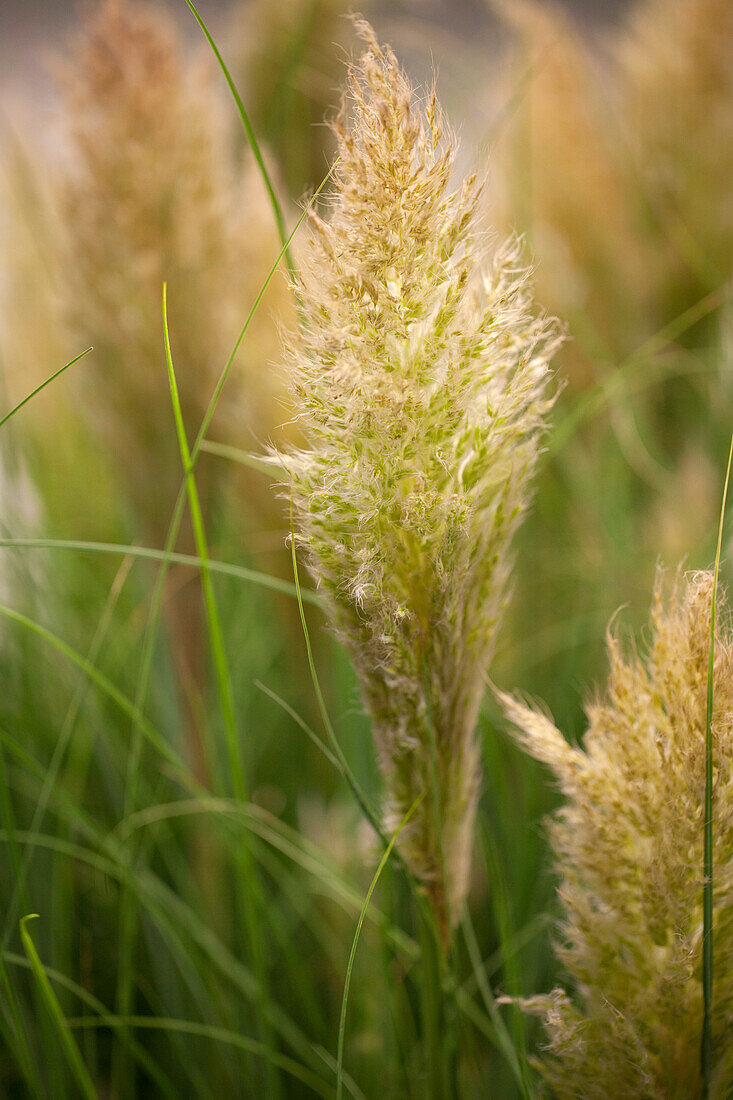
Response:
[0, 0, 730, 1096]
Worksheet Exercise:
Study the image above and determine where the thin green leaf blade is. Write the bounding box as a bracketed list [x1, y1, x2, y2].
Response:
[336, 794, 425, 1100]
[20, 915, 97, 1100]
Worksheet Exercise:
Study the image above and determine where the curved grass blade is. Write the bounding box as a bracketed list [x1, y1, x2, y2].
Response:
[253, 679, 341, 770]
[182, 0, 295, 282]
[4, 952, 177, 1099]
[0, 604, 187, 778]
[112, 796, 418, 961]
[190, 160, 333, 470]
[20, 915, 97, 1100]
[480, 825, 531, 1097]
[163, 284, 281, 1096]
[119, 156, 334, 801]
[701, 431, 733, 1093]
[0, 347, 92, 430]
[3, 557, 132, 949]
[4, 830, 347, 1092]
[336, 794, 424, 1100]
[123, 151, 333, 806]
[117, 154, 333, 824]
[123, 149, 333, 799]
[163, 282, 243, 798]
[200, 438, 278, 477]
[0, 949, 42, 1098]
[0, 747, 41, 1099]
[461, 905, 528, 1097]
[0, 538, 321, 606]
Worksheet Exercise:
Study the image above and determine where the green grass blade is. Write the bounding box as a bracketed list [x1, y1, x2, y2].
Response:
[111, 165, 330, 1092]
[0, 604, 188, 778]
[162, 283, 281, 1097]
[0, 538, 321, 606]
[4, 952, 178, 1099]
[253, 678, 342, 770]
[0, 768, 40, 1100]
[0, 347, 92, 429]
[480, 828, 532, 1097]
[288, 500, 387, 840]
[182, 0, 295, 282]
[3, 558, 132, 951]
[701, 431, 733, 1092]
[116, 154, 333, 801]
[549, 284, 729, 456]
[461, 910, 527, 1097]
[3, 829, 327, 1085]
[0, 948, 42, 1098]
[336, 794, 424, 1100]
[112, 796, 418, 960]
[131, 797, 417, 961]
[187, 158, 334, 465]
[19, 916, 96, 1100]
[121, 146, 332, 794]
[458, 914, 550, 994]
[200, 438, 278, 476]
[162, 283, 243, 798]
[0, 743, 25, 918]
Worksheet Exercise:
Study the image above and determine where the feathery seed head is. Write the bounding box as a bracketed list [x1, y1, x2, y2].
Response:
[500, 569, 733, 1097]
[278, 21, 560, 937]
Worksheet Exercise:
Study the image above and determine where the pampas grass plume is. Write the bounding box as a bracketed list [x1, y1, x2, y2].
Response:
[500, 570, 733, 1097]
[277, 20, 560, 938]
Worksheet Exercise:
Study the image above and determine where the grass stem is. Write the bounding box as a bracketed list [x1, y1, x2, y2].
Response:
[336, 794, 424, 1100]
[163, 284, 281, 1098]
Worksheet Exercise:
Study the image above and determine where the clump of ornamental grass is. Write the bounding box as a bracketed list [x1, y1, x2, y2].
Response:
[276, 21, 560, 940]
[500, 569, 733, 1098]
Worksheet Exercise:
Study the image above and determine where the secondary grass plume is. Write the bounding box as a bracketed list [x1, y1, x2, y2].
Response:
[500, 570, 733, 1098]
